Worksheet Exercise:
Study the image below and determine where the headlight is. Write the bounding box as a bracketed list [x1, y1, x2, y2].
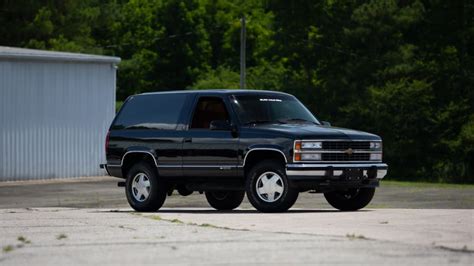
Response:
[301, 141, 322, 149]
[370, 142, 382, 149]
[294, 140, 323, 161]
[295, 141, 322, 150]
[300, 153, 322, 161]
[370, 153, 382, 161]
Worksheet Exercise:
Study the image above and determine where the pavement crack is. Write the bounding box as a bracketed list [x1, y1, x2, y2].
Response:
[436, 245, 473, 253]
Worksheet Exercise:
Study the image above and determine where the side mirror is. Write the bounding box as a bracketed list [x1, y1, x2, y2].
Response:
[322, 121, 331, 127]
[210, 120, 232, 131]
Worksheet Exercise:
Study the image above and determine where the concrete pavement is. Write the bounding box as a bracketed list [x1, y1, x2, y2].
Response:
[0, 177, 473, 265]
[0, 176, 473, 209]
[0, 207, 473, 265]
[151, 208, 474, 251]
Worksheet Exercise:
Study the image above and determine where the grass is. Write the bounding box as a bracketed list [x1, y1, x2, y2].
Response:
[382, 180, 474, 189]
[116, 101, 124, 113]
[148, 215, 162, 221]
[346, 233, 368, 240]
[199, 223, 215, 228]
[1, 236, 33, 254]
[139, 214, 234, 230]
[2, 245, 14, 253]
[56, 233, 67, 240]
[17, 236, 31, 244]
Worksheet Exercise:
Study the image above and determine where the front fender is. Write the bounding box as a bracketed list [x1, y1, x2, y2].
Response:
[243, 144, 290, 166]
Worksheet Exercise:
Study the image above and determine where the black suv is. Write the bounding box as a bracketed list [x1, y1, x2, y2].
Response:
[102, 90, 387, 212]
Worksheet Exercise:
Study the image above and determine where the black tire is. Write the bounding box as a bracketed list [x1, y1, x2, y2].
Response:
[125, 162, 167, 212]
[324, 188, 375, 211]
[205, 191, 245, 211]
[246, 160, 299, 212]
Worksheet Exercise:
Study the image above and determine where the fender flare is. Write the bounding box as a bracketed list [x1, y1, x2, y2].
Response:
[242, 146, 288, 167]
[121, 149, 158, 167]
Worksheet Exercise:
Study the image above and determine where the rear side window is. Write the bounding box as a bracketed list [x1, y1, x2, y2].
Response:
[112, 94, 187, 130]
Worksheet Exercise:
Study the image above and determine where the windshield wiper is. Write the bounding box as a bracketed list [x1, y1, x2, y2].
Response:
[279, 118, 318, 125]
[243, 120, 285, 126]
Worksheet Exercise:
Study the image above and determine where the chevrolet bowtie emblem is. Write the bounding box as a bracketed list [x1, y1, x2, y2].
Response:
[344, 148, 353, 155]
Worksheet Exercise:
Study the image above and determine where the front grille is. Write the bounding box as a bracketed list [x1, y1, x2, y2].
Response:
[322, 141, 370, 150]
[322, 153, 370, 161]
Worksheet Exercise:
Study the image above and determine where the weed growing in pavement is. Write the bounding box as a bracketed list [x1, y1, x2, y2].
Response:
[17, 236, 31, 244]
[346, 233, 368, 240]
[199, 223, 214, 228]
[2, 245, 14, 253]
[148, 215, 162, 221]
[56, 234, 67, 240]
[1, 236, 33, 254]
[138, 213, 241, 231]
[199, 223, 230, 230]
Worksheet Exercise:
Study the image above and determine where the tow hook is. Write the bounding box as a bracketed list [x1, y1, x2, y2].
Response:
[117, 181, 125, 187]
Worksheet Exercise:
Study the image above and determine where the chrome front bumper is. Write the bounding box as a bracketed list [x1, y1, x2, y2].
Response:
[286, 163, 388, 180]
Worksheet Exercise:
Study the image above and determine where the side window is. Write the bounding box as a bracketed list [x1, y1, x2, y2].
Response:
[190, 97, 230, 129]
[113, 94, 187, 130]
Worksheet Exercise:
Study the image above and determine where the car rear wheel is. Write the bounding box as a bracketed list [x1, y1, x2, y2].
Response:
[246, 160, 298, 212]
[324, 188, 375, 211]
[205, 191, 245, 211]
[125, 162, 167, 212]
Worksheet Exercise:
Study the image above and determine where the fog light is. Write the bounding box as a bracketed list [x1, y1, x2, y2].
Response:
[301, 153, 322, 161]
[370, 153, 382, 161]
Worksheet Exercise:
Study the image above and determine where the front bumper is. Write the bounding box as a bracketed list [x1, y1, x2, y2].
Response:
[286, 163, 388, 180]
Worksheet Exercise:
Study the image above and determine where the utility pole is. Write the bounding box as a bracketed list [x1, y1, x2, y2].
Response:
[240, 15, 246, 89]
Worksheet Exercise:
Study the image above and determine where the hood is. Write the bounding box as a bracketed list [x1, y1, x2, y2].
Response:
[246, 123, 380, 141]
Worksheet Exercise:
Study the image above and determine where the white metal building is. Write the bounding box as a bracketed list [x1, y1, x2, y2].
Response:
[0, 46, 120, 181]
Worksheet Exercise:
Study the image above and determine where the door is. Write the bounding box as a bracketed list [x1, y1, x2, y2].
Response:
[181, 96, 239, 177]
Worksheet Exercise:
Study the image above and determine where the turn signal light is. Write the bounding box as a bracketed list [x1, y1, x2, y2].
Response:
[294, 153, 301, 161]
[295, 141, 302, 151]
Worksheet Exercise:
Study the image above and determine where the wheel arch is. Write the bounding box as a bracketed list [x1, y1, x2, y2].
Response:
[121, 150, 158, 177]
[243, 148, 287, 176]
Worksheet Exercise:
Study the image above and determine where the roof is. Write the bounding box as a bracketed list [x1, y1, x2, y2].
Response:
[0, 46, 121, 64]
[140, 89, 292, 97]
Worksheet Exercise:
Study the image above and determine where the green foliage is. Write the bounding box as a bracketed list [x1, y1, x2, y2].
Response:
[112, 0, 211, 98]
[0, 0, 472, 182]
[191, 67, 239, 89]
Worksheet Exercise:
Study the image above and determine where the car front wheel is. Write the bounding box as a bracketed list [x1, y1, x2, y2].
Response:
[246, 160, 298, 212]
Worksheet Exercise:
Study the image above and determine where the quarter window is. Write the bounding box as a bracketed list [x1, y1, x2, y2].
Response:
[112, 94, 188, 130]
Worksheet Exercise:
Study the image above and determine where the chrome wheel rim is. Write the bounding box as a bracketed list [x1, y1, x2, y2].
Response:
[131, 173, 151, 202]
[255, 171, 284, 203]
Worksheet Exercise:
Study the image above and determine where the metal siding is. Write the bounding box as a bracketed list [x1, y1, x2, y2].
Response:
[0, 59, 116, 181]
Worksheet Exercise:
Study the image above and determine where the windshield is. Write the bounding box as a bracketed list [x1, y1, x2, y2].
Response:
[230, 94, 320, 125]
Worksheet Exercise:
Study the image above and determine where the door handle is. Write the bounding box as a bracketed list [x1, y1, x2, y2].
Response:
[184, 137, 192, 143]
